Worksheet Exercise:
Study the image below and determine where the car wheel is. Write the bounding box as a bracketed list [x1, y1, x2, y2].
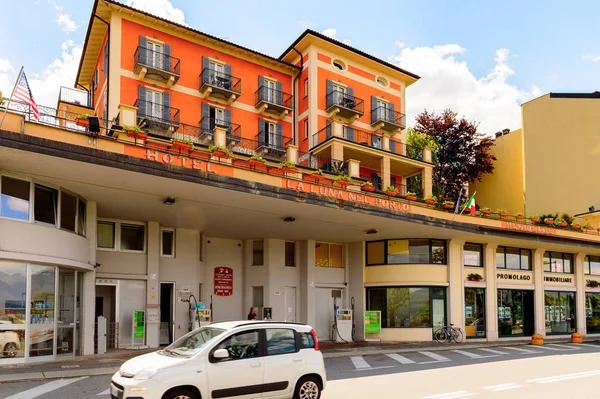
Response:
[294, 376, 321, 399]
[162, 388, 198, 399]
[3, 342, 18, 358]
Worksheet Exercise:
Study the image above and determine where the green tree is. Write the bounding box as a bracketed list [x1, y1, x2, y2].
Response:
[405, 129, 442, 196]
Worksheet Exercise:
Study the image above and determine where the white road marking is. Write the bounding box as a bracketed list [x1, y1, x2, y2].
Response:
[573, 343, 600, 348]
[528, 370, 600, 383]
[97, 388, 110, 396]
[351, 365, 396, 372]
[451, 349, 497, 359]
[419, 351, 451, 363]
[484, 383, 522, 391]
[386, 353, 416, 364]
[424, 391, 472, 399]
[350, 356, 371, 369]
[4, 377, 88, 399]
[534, 344, 573, 351]
[502, 346, 542, 354]
[547, 344, 579, 350]
[479, 348, 510, 355]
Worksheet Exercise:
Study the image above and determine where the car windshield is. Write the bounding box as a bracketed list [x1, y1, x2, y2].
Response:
[162, 327, 225, 357]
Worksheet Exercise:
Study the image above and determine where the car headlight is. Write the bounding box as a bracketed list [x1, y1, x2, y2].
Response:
[133, 368, 158, 381]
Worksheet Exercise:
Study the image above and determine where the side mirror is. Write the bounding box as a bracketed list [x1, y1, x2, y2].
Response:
[213, 348, 229, 360]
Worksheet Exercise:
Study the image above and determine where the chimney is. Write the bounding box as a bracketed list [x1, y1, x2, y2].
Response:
[495, 132, 502, 138]
[502, 128, 510, 135]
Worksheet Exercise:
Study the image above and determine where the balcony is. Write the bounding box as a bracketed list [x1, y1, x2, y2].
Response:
[255, 130, 292, 158]
[57, 87, 93, 116]
[371, 106, 406, 132]
[389, 138, 425, 162]
[134, 46, 180, 86]
[255, 86, 293, 117]
[326, 92, 364, 121]
[297, 152, 348, 176]
[135, 99, 180, 137]
[199, 68, 241, 104]
[199, 116, 241, 148]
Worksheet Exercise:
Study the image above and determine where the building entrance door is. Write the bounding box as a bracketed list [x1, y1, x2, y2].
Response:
[160, 282, 175, 345]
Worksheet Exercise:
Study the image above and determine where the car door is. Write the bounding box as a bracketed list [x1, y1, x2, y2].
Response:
[206, 329, 264, 399]
[262, 328, 306, 398]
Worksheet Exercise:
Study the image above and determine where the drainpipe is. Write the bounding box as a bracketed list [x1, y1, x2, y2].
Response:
[94, 15, 110, 117]
[291, 47, 304, 146]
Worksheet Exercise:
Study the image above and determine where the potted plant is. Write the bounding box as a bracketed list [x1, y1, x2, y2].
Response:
[208, 145, 232, 158]
[405, 191, 418, 201]
[544, 217, 555, 225]
[311, 169, 326, 183]
[75, 114, 90, 128]
[334, 175, 352, 189]
[587, 280, 600, 288]
[278, 161, 297, 174]
[481, 207, 492, 215]
[171, 138, 194, 151]
[361, 181, 375, 192]
[554, 218, 568, 227]
[571, 222, 582, 229]
[249, 155, 266, 167]
[385, 185, 398, 197]
[584, 223, 595, 231]
[529, 215, 540, 223]
[443, 200, 455, 210]
[515, 212, 525, 220]
[122, 125, 147, 140]
[424, 194, 437, 205]
[497, 209, 509, 217]
[467, 273, 483, 282]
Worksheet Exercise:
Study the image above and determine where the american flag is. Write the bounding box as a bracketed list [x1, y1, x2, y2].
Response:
[13, 71, 40, 121]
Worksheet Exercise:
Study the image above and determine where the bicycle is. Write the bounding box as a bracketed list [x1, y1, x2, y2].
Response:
[434, 323, 464, 344]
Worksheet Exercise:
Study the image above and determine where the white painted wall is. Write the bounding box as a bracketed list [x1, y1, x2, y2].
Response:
[205, 237, 244, 322]
[96, 251, 147, 275]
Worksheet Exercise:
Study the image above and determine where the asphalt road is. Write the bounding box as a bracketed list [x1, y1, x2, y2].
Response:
[2, 343, 600, 398]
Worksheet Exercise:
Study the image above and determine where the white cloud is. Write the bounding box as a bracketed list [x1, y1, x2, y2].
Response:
[7, 197, 29, 214]
[390, 44, 540, 134]
[582, 54, 600, 62]
[0, 41, 83, 107]
[125, 0, 186, 25]
[49, 1, 79, 34]
[298, 20, 310, 28]
[321, 28, 351, 46]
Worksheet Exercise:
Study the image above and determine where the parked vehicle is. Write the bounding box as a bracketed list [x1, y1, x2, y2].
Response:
[110, 320, 326, 399]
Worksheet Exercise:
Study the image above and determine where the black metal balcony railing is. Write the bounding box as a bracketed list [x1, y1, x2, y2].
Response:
[256, 130, 292, 151]
[343, 126, 383, 149]
[200, 116, 241, 138]
[371, 106, 406, 129]
[135, 99, 180, 128]
[296, 152, 348, 176]
[134, 46, 181, 76]
[326, 92, 364, 114]
[255, 86, 293, 110]
[58, 87, 92, 108]
[200, 68, 241, 95]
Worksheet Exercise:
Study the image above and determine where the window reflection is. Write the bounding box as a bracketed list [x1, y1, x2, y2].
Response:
[545, 291, 576, 334]
[586, 293, 600, 333]
[0, 329, 25, 359]
[465, 288, 485, 338]
[0, 176, 30, 221]
[0, 262, 27, 324]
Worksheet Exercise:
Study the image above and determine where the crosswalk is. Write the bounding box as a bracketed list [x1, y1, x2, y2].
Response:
[340, 343, 600, 371]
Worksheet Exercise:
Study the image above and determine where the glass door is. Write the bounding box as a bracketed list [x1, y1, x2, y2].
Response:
[333, 84, 345, 106]
[210, 62, 225, 87]
[431, 287, 446, 333]
[146, 41, 162, 69]
[377, 99, 388, 121]
[145, 90, 162, 120]
[265, 80, 276, 103]
[28, 265, 56, 360]
[57, 270, 76, 357]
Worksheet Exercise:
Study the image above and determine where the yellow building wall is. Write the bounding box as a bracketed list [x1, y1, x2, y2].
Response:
[471, 129, 525, 215]
[522, 94, 600, 216]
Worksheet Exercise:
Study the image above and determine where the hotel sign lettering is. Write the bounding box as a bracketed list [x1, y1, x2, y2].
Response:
[501, 222, 555, 235]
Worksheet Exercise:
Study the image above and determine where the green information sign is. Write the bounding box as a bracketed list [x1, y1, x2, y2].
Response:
[133, 310, 145, 339]
[364, 311, 381, 334]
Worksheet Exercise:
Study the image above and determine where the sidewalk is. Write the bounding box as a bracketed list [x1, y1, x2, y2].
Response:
[0, 337, 594, 382]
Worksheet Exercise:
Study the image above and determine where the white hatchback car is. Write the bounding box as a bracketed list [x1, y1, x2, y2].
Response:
[110, 321, 326, 399]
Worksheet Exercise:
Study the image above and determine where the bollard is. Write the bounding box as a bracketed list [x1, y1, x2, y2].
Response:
[531, 333, 544, 346]
[571, 332, 583, 344]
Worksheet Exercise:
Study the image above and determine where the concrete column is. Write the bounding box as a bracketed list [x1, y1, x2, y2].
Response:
[347, 159, 360, 178]
[146, 221, 160, 348]
[299, 240, 316, 327]
[380, 156, 391, 189]
[484, 243, 499, 341]
[422, 166, 433, 198]
[82, 201, 97, 355]
[347, 242, 365, 340]
[423, 147, 432, 163]
[533, 248, 546, 336]
[331, 141, 344, 162]
[214, 127, 227, 148]
[382, 135, 390, 151]
[118, 104, 137, 127]
[575, 253, 587, 334]
[448, 240, 466, 330]
[286, 144, 298, 164]
[332, 120, 344, 138]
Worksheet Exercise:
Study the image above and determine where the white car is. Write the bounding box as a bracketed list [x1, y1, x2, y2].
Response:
[110, 321, 326, 399]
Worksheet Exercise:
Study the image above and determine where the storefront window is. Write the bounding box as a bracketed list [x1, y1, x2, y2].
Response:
[498, 289, 534, 337]
[496, 247, 531, 270]
[545, 291, 575, 335]
[367, 239, 447, 265]
[29, 265, 56, 357]
[584, 256, 600, 275]
[465, 288, 485, 338]
[0, 176, 30, 221]
[57, 269, 76, 356]
[34, 185, 58, 225]
[464, 243, 483, 267]
[543, 252, 573, 274]
[585, 293, 600, 333]
[366, 287, 445, 328]
[0, 262, 27, 324]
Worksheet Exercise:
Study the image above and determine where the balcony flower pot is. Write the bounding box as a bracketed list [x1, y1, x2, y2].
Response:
[497, 209, 508, 217]
[75, 117, 89, 128]
[209, 145, 231, 159]
[405, 192, 417, 201]
[311, 170, 325, 183]
[443, 202, 455, 210]
[249, 156, 266, 168]
[467, 273, 483, 282]
[587, 280, 600, 288]
[146, 140, 170, 150]
[385, 190, 397, 197]
[128, 131, 147, 141]
[515, 214, 525, 220]
[558, 221, 568, 227]
[585, 225, 595, 231]
[278, 161, 297, 174]
[544, 219, 554, 225]
[424, 195, 437, 205]
[361, 184, 375, 192]
[571, 223, 581, 230]
[481, 208, 492, 215]
[171, 140, 193, 152]
[530, 216, 540, 223]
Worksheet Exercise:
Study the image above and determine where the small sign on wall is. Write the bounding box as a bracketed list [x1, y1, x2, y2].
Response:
[214, 267, 233, 296]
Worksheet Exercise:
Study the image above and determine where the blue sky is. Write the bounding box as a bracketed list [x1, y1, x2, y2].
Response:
[1, 0, 599, 133]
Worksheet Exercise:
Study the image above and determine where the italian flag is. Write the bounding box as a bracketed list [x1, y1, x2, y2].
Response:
[465, 194, 476, 216]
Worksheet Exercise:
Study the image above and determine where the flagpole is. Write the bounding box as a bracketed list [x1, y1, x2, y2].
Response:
[459, 191, 477, 216]
[454, 186, 464, 214]
[0, 66, 24, 130]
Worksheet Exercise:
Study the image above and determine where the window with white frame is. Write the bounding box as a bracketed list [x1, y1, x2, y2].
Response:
[161, 229, 175, 257]
[97, 220, 146, 252]
[304, 78, 308, 97]
[304, 119, 309, 140]
[147, 41, 163, 69]
[146, 89, 162, 119]
[0, 175, 30, 221]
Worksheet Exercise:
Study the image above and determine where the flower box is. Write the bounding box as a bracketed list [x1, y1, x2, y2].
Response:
[481, 209, 492, 215]
[362, 185, 375, 192]
[190, 149, 210, 159]
[385, 190, 398, 197]
[75, 118, 89, 128]
[530, 217, 540, 223]
[544, 219, 554, 225]
[515, 215, 525, 220]
[249, 159, 265, 168]
[571, 224, 581, 229]
[468, 277, 481, 282]
[128, 131, 147, 141]
[336, 180, 351, 189]
[558, 222, 568, 227]
[312, 174, 326, 183]
[586, 226, 595, 231]
[282, 166, 297, 174]
[146, 141, 170, 150]
[499, 212, 508, 217]
[171, 141, 192, 152]
[406, 195, 417, 201]
[425, 199, 436, 205]
[212, 150, 230, 158]
[443, 204, 454, 209]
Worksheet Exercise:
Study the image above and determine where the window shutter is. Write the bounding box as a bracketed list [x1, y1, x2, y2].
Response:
[326, 79, 334, 108]
[137, 86, 147, 117]
[224, 109, 232, 136]
[276, 81, 283, 105]
[389, 139, 396, 154]
[371, 96, 377, 123]
[103, 39, 109, 78]
[345, 126, 354, 141]
[345, 87, 354, 110]
[326, 120, 332, 139]
[201, 102, 210, 132]
[258, 118, 265, 145]
[139, 36, 147, 65]
[224, 64, 232, 89]
[389, 102, 395, 122]
[163, 44, 171, 72]
[201, 56, 209, 84]
[162, 92, 170, 122]
[276, 123, 283, 149]
[371, 173, 381, 191]
[258, 76, 265, 102]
